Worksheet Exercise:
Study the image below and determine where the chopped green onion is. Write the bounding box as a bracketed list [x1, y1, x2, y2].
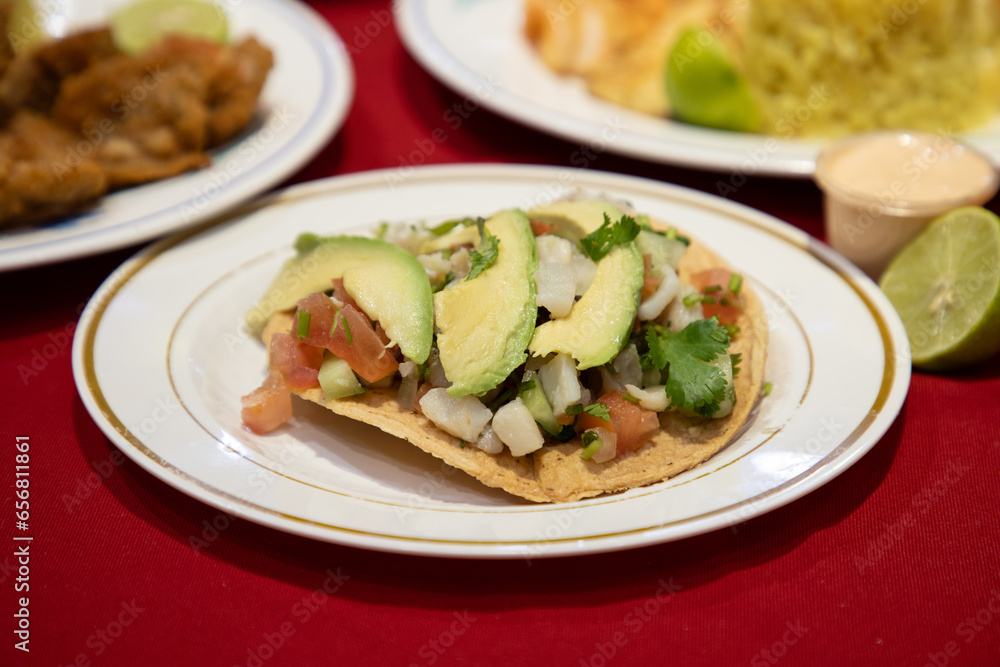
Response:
[329, 310, 340, 337]
[762, 382, 773, 396]
[720, 297, 731, 307]
[604, 361, 618, 375]
[621, 392, 641, 404]
[566, 402, 611, 421]
[580, 432, 603, 459]
[488, 386, 518, 412]
[728, 273, 743, 296]
[703, 285, 722, 294]
[459, 439, 467, 449]
[702, 296, 717, 305]
[665, 227, 691, 245]
[343, 315, 352, 345]
[374, 222, 389, 240]
[723, 324, 741, 337]
[682, 293, 704, 308]
[518, 379, 537, 393]
[429, 220, 461, 236]
[296, 311, 311, 339]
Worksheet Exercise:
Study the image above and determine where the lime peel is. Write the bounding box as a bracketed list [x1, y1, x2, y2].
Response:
[110, 0, 229, 54]
[880, 206, 1000, 371]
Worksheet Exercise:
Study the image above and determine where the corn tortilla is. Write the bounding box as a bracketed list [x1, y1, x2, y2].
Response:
[261, 232, 768, 503]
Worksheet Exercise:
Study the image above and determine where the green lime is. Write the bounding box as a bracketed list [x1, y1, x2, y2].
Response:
[110, 0, 228, 54]
[665, 26, 761, 133]
[880, 207, 1000, 371]
[7, 0, 52, 53]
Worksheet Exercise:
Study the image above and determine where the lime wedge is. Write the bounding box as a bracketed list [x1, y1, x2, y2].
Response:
[880, 207, 1000, 371]
[110, 0, 228, 54]
[7, 0, 52, 53]
[665, 26, 760, 133]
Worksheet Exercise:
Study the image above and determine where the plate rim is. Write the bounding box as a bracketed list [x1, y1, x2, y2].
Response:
[72, 163, 912, 558]
[0, 0, 355, 272]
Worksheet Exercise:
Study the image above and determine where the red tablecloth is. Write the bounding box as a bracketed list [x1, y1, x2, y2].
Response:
[3, 1, 1000, 665]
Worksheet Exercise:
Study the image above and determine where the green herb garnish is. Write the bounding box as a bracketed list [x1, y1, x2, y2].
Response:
[728, 273, 743, 296]
[343, 315, 353, 345]
[665, 227, 691, 246]
[762, 382, 773, 396]
[488, 386, 518, 412]
[731, 352, 743, 378]
[642, 318, 731, 417]
[580, 431, 604, 459]
[682, 293, 704, 308]
[465, 219, 500, 281]
[703, 285, 722, 294]
[579, 214, 641, 262]
[296, 311, 311, 339]
[566, 402, 611, 422]
[621, 392, 641, 404]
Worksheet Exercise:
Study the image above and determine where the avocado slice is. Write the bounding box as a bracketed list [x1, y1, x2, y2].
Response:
[527, 200, 624, 239]
[529, 242, 644, 370]
[247, 235, 433, 364]
[434, 210, 538, 397]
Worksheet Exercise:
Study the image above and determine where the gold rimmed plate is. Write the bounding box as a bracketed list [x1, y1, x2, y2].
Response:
[72, 164, 910, 558]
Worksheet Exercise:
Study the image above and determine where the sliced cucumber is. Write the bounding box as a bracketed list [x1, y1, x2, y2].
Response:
[318, 356, 363, 400]
[635, 230, 687, 275]
[519, 370, 563, 436]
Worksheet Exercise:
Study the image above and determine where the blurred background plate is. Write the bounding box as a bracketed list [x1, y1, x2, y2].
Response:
[0, 0, 354, 271]
[396, 0, 1000, 178]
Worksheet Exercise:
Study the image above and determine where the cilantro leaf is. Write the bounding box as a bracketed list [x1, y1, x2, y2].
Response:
[579, 214, 641, 262]
[465, 219, 500, 281]
[730, 352, 743, 378]
[643, 318, 731, 417]
[566, 402, 611, 422]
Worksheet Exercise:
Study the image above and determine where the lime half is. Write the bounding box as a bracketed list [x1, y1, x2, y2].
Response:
[880, 207, 1000, 371]
[111, 0, 228, 54]
[665, 26, 760, 133]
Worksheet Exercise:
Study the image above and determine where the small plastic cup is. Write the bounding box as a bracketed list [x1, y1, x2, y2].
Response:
[814, 130, 999, 278]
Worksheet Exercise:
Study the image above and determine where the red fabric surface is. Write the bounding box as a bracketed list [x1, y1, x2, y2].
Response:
[3, 1, 1000, 665]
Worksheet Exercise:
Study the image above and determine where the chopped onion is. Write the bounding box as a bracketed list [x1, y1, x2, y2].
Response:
[638, 268, 680, 321]
[427, 348, 451, 388]
[583, 427, 617, 463]
[418, 388, 493, 441]
[492, 397, 544, 457]
[535, 235, 573, 264]
[397, 361, 419, 412]
[535, 261, 576, 318]
[623, 383, 669, 412]
[538, 353, 582, 417]
[474, 424, 504, 454]
[663, 284, 704, 332]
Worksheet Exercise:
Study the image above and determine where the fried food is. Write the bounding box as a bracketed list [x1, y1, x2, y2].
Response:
[0, 9, 273, 227]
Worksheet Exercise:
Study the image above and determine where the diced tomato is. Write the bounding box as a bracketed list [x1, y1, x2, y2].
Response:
[530, 220, 558, 236]
[689, 268, 746, 326]
[295, 293, 399, 383]
[641, 254, 662, 300]
[241, 371, 292, 434]
[331, 278, 358, 309]
[578, 390, 659, 456]
[268, 332, 323, 390]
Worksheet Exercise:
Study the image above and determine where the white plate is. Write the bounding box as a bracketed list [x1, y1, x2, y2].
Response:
[395, 0, 1000, 177]
[0, 0, 353, 272]
[73, 164, 910, 559]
